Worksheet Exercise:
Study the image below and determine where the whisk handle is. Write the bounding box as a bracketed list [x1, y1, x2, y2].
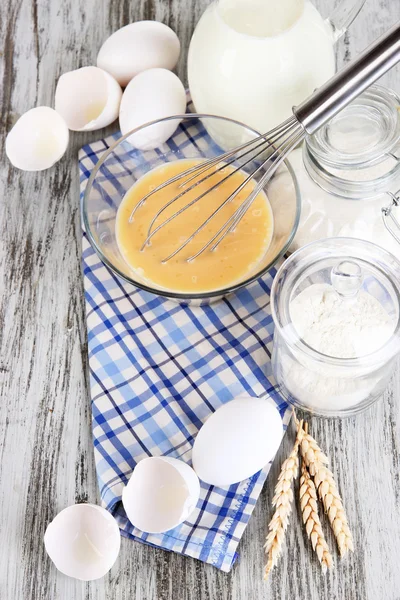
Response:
[294, 21, 400, 135]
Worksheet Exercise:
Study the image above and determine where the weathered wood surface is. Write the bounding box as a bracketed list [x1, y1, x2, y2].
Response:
[1, 0, 400, 598]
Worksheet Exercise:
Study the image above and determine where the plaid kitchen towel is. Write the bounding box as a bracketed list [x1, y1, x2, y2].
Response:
[78, 115, 291, 572]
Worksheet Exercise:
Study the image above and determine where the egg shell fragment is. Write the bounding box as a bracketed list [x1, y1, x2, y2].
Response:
[122, 456, 200, 534]
[55, 66, 122, 131]
[119, 68, 186, 150]
[44, 503, 121, 581]
[6, 106, 69, 171]
[97, 20, 180, 87]
[192, 394, 284, 487]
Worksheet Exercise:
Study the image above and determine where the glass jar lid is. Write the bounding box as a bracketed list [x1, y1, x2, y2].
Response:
[271, 238, 400, 365]
[304, 85, 400, 200]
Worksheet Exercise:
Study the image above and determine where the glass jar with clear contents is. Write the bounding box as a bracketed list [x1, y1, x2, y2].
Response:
[271, 238, 400, 417]
[288, 85, 400, 255]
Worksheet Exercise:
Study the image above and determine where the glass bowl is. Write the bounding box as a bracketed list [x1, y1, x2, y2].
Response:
[82, 114, 301, 303]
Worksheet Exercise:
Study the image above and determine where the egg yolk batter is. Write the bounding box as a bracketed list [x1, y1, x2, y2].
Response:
[116, 159, 274, 293]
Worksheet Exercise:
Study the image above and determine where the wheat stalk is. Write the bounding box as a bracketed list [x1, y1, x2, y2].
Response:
[313, 465, 354, 556]
[264, 420, 302, 579]
[299, 429, 329, 477]
[298, 426, 354, 557]
[299, 433, 333, 572]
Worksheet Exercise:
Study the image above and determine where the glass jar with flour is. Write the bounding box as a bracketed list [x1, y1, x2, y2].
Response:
[287, 85, 400, 255]
[271, 238, 400, 417]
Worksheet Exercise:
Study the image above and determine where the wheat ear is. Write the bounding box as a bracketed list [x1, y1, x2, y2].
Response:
[299, 428, 354, 557]
[264, 421, 302, 579]
[299, 425, 333, 572]
[313, 466, 354, 556]
[299, 429, 329, 476]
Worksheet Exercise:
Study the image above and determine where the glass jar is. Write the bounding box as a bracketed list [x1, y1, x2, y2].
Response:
[289, 85, 400, 255]
[271, 238, 400, 417]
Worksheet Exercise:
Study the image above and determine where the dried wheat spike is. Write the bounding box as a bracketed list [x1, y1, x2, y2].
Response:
[264, 422, 302, 579]
[299, 428, 354, 557]
[299, 432, 329, 477]
[314, 465, 354, 556]
[299, 459, 333, 573]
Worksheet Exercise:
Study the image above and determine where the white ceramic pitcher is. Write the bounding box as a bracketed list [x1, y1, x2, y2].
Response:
[188, 0, 366, 133]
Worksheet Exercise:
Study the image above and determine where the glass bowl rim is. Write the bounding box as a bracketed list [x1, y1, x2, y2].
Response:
[82, 113, 301, 300]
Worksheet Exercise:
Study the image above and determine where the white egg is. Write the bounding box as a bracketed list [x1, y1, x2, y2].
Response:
[6, 107, 69, 171]
[44, 504, 120, 581]
[55, 66, 122, 132]
[97, 21, 180, 87]
[122, 457, 200, 534]
[192, 394, 284, 487]
[119, 68, 186, 150]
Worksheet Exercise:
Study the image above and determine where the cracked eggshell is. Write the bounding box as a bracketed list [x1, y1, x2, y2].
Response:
[122, 457, 200, 534]
[97, 21, 180, 87]
[44, 504, 120, 581]
[192, 394, 284, 487]
[55, 66, 122, 131]
[6, 107, 69, 171]
[119, 68, 186, 150]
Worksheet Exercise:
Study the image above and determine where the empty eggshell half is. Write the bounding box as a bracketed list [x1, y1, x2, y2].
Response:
[55, 66, 122, 131]
[192, 394, 284, 487]
[122, 457, 200, 534]
[6, 106, 69, 171]
[119, 68, 186, 150]
[97, 21, 180, 87]
[44, 503, 121, 581]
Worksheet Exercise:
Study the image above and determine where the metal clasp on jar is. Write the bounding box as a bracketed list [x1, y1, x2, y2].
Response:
[382, 190, 400, 245]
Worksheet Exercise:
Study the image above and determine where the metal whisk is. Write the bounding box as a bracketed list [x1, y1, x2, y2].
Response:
[383, 191, 400, 244]
[131, 22, 400, 263]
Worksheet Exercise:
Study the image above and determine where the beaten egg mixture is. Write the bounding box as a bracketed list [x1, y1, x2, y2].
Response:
[116, 159, 274, 293]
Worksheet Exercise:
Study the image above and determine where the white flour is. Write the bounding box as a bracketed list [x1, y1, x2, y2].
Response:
[280, 283, 396, 411]
[290, 283, 395, 359]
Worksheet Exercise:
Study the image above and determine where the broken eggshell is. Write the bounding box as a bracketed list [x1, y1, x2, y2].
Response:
[192, 394, 284, 487]
[119, 68, 186, 150]
[122, 456, 200, 534]
[97, 21, 180, 87]
[44, 503, 120, 581]
[55, 66, 122, 132]
[6, 106, 69, 171]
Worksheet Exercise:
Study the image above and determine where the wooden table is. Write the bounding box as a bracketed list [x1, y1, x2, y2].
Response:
[1, 0, 400, 598]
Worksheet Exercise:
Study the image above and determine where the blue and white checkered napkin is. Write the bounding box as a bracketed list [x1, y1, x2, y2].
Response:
[78, 122, 291, 572]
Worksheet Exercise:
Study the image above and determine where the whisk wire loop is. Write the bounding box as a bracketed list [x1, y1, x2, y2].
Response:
[164, 123, 305, 263]
[382, 192, 400, 244]
[142, 125, 300, 251]
[196, 129, 306, 260]
[128, 116, 298, 224]
[133, 116, 304, 262]
[144, 136, 271, 244]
